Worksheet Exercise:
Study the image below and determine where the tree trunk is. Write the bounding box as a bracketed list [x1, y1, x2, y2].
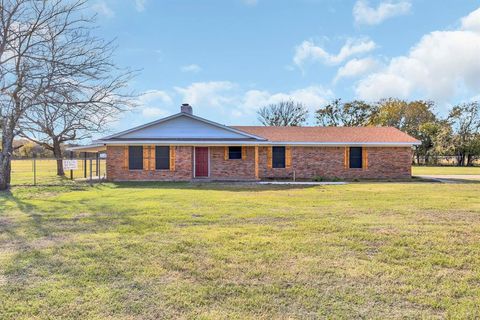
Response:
[466, 154, 474, 167]
[456, 152, 464, 166]
[53, 140, 65, 176]
[0, 125, 14, 191]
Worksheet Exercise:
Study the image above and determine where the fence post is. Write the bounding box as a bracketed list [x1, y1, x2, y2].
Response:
[84, 152, 87, 178]
[70, 151, 74, 180]
[33, 153, 37, 186]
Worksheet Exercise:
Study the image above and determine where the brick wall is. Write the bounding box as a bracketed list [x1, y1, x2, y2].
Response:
[258, 146, 412, 179]
[209, 147, 256, 180]
[106, 145, 412, 181]
[106, 146, 193, 181]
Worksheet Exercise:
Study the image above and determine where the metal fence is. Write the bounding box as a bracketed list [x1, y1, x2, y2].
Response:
[412, 156, 480, 166]
[11, 157, 106, 186]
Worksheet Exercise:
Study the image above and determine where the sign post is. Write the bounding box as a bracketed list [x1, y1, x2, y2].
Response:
[69, 151, 74, 180]
[63, 159, 78, 176]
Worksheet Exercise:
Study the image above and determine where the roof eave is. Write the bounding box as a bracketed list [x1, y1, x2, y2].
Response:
[95, 140, 420, 147]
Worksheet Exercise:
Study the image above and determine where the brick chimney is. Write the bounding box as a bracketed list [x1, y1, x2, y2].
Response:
[180, 103, 193, 114]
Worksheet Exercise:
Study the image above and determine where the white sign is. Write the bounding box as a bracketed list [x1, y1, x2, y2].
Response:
[63, 159, 78, 171]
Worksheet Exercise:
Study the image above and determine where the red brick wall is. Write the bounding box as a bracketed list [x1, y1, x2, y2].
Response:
[106, 146, 193, 181]
[258, 146, 412, 179]
[106, 145, 412, 181]
[209, 147, 256, 180]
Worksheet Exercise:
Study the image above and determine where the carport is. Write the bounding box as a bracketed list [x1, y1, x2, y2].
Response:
[67, 144, 107, 180]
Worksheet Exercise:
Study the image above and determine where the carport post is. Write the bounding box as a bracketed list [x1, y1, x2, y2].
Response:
[96, 153, 99, 177]
[89, 159, 93, 182]
[83, 152, 87, 178]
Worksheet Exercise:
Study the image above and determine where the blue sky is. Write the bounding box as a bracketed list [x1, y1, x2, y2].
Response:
[90, 0, 480, 133]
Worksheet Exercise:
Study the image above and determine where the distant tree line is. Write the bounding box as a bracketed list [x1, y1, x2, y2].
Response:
[11, 139, 73, 159]
[257, 99, 480, 167]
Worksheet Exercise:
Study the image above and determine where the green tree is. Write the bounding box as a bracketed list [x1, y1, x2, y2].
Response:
[447, 102, 480, 166]
[315, 99, 376, 126]
[369, 99, 438, 164]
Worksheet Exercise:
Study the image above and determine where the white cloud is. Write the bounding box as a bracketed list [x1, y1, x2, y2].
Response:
[461, 7, 480, 33]
[242, 86, 333, 112]
[243, 0, 258, 6]
[180, 64, 202, 73]
[334, 57, 381, 82]
[173, 81, 332, 120]
[92, 1, 115, 18]
[137, 90, 173, 118]
[142, 107, 167, 118]
[293, 38, 376, 68]
[353, 0, 411, 25]
[175, 81, 237, 108]
[355, 7, 480, 102]
[134, 0, 147, 12]
[138, 90, 173, 106]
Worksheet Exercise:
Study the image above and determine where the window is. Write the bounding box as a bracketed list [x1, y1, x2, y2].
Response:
[228, 146, 242, 160]
[155, 146, 170, 170]
[349, 147, 362, 169]
[272, 146, 286, 168]
[129, 146, 143, 170]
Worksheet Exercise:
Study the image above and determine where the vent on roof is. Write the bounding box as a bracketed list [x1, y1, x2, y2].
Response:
[181, 103, 193, 114]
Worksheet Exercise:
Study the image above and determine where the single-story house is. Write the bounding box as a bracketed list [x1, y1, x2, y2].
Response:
[72, 104, 420, 181]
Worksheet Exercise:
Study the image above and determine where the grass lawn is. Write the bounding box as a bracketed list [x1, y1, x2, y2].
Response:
[11, 159, 106, 185]
[1, 182, 480, 319]
[413, 165, 480, 175]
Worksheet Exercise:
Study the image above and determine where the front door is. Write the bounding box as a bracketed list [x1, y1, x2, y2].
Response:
[194, 147, 209, 177]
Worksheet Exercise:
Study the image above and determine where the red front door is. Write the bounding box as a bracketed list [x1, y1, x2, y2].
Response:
[195, 147, 209, 177]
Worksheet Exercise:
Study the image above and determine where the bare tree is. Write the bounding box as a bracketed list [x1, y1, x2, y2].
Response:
[1, 0, 91, 190]
[257, 100, 309, 126]
[18, 10, 135, 176]
[315, 99, 376, 126]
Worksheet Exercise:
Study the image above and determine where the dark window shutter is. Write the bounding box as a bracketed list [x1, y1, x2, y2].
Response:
[349, 147, 363, 169]
[128, 146, 143, 170]
[228, 146, 242, 160]
[272, 146, 286, 168]
[155, 146, 170, 170]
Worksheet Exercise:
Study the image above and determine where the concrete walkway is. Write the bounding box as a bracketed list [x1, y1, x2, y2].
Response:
[258, 181, 347, 185]
[415, 175, 480, 183]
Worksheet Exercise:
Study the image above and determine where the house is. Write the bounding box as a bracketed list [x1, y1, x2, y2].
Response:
[72, 104, 420, 181]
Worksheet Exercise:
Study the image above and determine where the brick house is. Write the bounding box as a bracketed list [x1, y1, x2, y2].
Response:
[72, 104, 420, 181]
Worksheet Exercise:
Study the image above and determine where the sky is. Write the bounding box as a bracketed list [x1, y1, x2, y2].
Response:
[89, 0, 480, 134]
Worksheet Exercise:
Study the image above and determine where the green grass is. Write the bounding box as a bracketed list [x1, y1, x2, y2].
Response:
[1, 182, 480, 319]
[11, 159, 106, 185]
[412, 165, 480, 175]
